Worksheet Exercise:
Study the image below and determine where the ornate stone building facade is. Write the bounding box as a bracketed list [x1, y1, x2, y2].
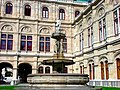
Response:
[0, 0, 120, 86]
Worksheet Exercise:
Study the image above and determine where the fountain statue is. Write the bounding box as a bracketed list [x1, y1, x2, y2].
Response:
[27, 20, 94, 90]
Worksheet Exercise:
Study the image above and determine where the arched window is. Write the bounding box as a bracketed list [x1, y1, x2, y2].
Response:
[89, 64, 92, 80]
[59, 9, 65, 20]
[105, 61, 109, 80]
[89, 63, 95, 80]
[45, 67, 50, 73]
[6, 2, 13, 14]
[75, 10, 80, 17]
[101, 62, 104, 80]
[38, 66, 43, 74]
[80, 65, 84, 74]
[116, 58, 120, 79]
[42, 7, 49, 18]
[64, 67, 68, 73]
[24, 5, 31, 16]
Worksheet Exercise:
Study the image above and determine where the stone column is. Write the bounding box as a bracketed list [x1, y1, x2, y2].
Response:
[12, 56, 18, 80]
[32, 57, 38, 74]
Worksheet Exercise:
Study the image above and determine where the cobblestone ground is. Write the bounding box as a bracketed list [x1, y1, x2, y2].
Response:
[14, 86, 98, 90]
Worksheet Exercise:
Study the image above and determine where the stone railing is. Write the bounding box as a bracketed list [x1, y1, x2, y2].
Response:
[88, 80, 120, 87]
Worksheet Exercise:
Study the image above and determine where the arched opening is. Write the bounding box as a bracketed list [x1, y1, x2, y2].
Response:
[45, 67, 50, 73]
[0, 62, 13, 84]
[6, 2, 13, 14]
[18, 63, 32, 83]
[101, 61, 104, 80]
[64, 67, 68, 73]
[24, 5, 31, 16]
[116, 58, 120, 79]
[59, 9, 65, 20]
[38, 66, 43, 74]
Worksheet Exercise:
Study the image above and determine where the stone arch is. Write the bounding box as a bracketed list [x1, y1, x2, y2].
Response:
[87, 16, 92, 25]
[0, 62, 13, 80]
[0, 23, 16, 32]
[20, 25, 32, 33]
[88, 59, 94, 64]
[114, 51, 120, 59]
[39, 26, 51, 34]
[18, 63, 32, 83]
[96, 5, 105, 17]
[99, 55, 108, 62]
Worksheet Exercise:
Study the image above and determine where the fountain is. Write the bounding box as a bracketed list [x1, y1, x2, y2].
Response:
[27, 20, 93, 90]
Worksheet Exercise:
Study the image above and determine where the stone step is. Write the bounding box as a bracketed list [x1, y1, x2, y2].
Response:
[14, 86, 100, 90]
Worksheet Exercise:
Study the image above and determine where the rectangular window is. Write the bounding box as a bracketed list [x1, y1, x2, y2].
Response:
[63, 38, 67, 53]
[80, 32, 84, 51]
[20, 35, 32, 51]
[88, 26, 93, 47]
[114, 9, 119, 35]
[39, 36, 50, 52]
[99, 18, 106, 41]
[0, 34, 13, 50]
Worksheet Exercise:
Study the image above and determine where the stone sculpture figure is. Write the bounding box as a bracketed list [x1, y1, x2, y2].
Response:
[55, 20, 61, 33]
[54, 20, 63, 54]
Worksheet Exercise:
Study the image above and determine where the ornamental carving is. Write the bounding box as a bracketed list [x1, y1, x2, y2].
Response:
[40, 28, 50, 34]
[21, 26, 32, 32]
[98, 8, 105, 17]
[1, 25, 13, 31]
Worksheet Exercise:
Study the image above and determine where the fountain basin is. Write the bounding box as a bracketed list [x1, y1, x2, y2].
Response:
[27, 73, 89, 85]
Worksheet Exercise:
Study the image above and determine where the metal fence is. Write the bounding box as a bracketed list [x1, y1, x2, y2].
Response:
[88, 80, 120, 87]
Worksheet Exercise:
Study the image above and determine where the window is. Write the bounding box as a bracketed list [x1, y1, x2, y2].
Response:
[113, 8, 120, 35]
[101, 62, 104, 80]
[64, 67, 68, 73]
[89, 64, 92, 80]
[80, 65, 84, 74]
[62, 38, 67, 53]
[45, 67, 50, 73]
[24, 5, 31, 16]
[0, 34, 13, 50]
[75, 11, 80, 17]
[88, 26, 93, 47]
[80, 32, 84, 51]
[89, 63, 95, 80]
[99, 18, 106, 41]
[105, 61, 109, 80]
[116, 58, 120, 79]
[59, 9, 65, 20]
[38, 66, 43, 74]
[6, 2, 13, 14]
[39, 36, 50, 52]
[42, 7, 49, 18]
[20, 35, 32, 51]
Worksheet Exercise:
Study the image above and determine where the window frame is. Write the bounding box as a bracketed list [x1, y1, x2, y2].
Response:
[99, 18, 106, 41]
[24, 4, 31, 16]
[42, 7, 49, 18]
[59, 9, 65, 20]
[5, 2, 13, 14]
[113, 8, 120, 35]
[0, 33, 13, 50]
[39, 36, 50, 52]
[20, 35, 32, 51]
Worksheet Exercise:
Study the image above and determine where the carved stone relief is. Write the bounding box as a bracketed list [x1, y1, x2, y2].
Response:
[21, 26, 32, 32]
[98, 8, 105, 17]
[1, 25, 13, 31]
[40, 28, 50, 34]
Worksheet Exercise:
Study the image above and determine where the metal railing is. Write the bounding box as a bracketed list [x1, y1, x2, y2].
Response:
[88, 80, 120, 87]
